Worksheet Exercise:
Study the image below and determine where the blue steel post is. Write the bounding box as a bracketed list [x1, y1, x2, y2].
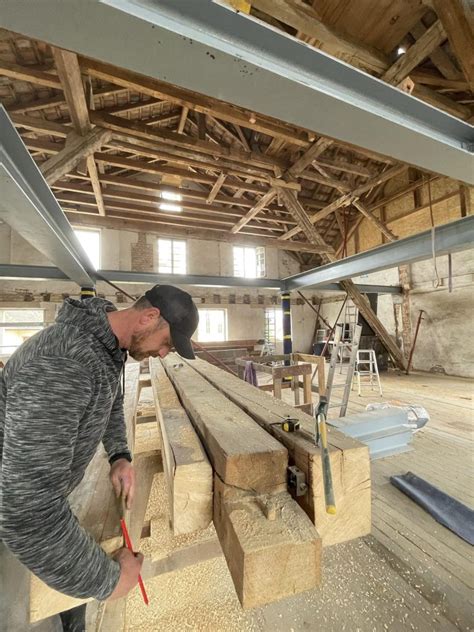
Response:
[281, 292, 292, 365]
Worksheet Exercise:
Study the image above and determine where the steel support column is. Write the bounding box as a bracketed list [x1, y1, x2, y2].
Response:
[1, 0, 472, 182]
[281, 292, 292, 361]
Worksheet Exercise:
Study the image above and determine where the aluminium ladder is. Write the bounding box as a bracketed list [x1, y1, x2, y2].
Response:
[325, 324, 362, 417]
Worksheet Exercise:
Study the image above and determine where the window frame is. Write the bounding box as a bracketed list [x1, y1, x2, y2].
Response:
[197, 308, 228, 343]
[157, 238, 187, 274]
[73, 227, 101, 270]
[233, 245, 265, 278]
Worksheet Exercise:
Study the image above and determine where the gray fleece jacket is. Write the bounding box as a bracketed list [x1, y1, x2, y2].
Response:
[0, 297, 130, 600]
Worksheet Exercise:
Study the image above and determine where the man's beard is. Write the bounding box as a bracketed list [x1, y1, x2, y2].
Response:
[128, 330, 150, 361]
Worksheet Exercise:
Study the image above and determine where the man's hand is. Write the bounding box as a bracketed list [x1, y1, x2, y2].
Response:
[108, 548, 144, 600]
[110, 459, 135, 509]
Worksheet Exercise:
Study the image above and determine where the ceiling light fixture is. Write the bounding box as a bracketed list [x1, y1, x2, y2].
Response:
[159, 202, 182, 212]
[397, 46, 406, 56]
[161, 190, 182, 201]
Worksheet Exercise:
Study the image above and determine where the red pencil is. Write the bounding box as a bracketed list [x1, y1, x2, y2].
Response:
[120, 518, 149, 606]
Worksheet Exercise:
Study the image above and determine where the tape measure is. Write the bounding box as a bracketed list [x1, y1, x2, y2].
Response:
[271, 417, 300, 433]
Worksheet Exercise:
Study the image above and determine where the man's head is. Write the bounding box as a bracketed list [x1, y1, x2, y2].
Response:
[108, 285, 199, 361]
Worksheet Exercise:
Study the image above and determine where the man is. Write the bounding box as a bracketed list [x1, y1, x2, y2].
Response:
[0, 285, 199, 631]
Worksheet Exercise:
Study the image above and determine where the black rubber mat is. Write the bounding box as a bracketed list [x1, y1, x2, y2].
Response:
[390, 471, 474, 546]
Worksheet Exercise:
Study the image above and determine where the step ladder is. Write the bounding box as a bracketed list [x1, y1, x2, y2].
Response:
[353, 349, 383, 397]
[326, 324, 362, 417]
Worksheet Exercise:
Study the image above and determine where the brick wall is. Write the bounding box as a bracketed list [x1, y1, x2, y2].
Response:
[131, 233, 154, 272]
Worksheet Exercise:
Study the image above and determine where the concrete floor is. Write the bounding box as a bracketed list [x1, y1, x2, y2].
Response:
[108, 368, 473, 632]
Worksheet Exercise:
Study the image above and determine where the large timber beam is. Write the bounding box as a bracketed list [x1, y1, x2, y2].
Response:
[0, 106, 95, 287]
[2, 0, 472, 181]
[52, 48, 106, 215]
[285, 215, 474, 289]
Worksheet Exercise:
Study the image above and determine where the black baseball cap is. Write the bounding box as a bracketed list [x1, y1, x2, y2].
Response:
[144, 285, 199, 359]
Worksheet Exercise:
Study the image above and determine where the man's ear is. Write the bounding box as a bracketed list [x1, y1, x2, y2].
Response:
[138, 307, 161, 327]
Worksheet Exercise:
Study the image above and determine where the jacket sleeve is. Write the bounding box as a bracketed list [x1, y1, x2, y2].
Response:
[102, 379, 131, 462]
[0, 357, 120, 600]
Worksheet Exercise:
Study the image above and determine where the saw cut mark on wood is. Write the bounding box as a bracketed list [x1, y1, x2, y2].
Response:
[149, 357, 212, 535]
[162, 354, 288, 494]
[183, 358, 371, 547]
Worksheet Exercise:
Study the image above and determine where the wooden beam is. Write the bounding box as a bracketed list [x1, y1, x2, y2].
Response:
[281, 164, 406, 240]
[80, 57, 309, 147]
[431, 0, 474, 91]
[177, 105, 189, 133]
[411, 84, 472, 120]
[459, 184, 472, 217]
[411, 22, 463, 81]
[52, 48, 106, 215]
[410, 71, 468, 90]
[279, 188, 406, 369]
[162, 356, 288, 493]
[56, 192, 294, 227]
[250, 0, 387, 74]
[65, 212, 334, 253]
[187, 357, 371, 547]
[287, 137, 333, 176]
[8, 87, 128, 115]
[214, 476, 321, 608]
[206, 172, 227, 204]
[40, 128, 111, 185]
[0, 60, 62, 89]
[231, 189, 278, 233]
[90, 109, 282, 172]
[382, 20, 447, 85]
[10, 113, 68, 137]
[150, 358, 212, 534]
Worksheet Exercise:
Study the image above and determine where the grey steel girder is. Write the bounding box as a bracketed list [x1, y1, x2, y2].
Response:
[0, 0, 472, 182]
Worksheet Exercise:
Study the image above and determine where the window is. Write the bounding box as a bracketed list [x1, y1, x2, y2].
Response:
[264, 308, 283, 345]
[158, 239, 186, 274]
[74, 229, 100, 270]
[233, 246, 265, 278]
[197, 309, 227, 342]
[0, 309, 44, 354]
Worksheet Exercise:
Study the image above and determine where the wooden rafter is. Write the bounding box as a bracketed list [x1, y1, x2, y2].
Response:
[206, 173, 227, 204]
[280, 164, 406, 240]
[67, 212, 332, 253]
[52, 48, 106, 215]
[80, 57, 309, 147]
[431, 0, 474, 91]
[382, 21, 447, 85]
[250, 0, 387, 74]
[231, 190, 278, 233]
